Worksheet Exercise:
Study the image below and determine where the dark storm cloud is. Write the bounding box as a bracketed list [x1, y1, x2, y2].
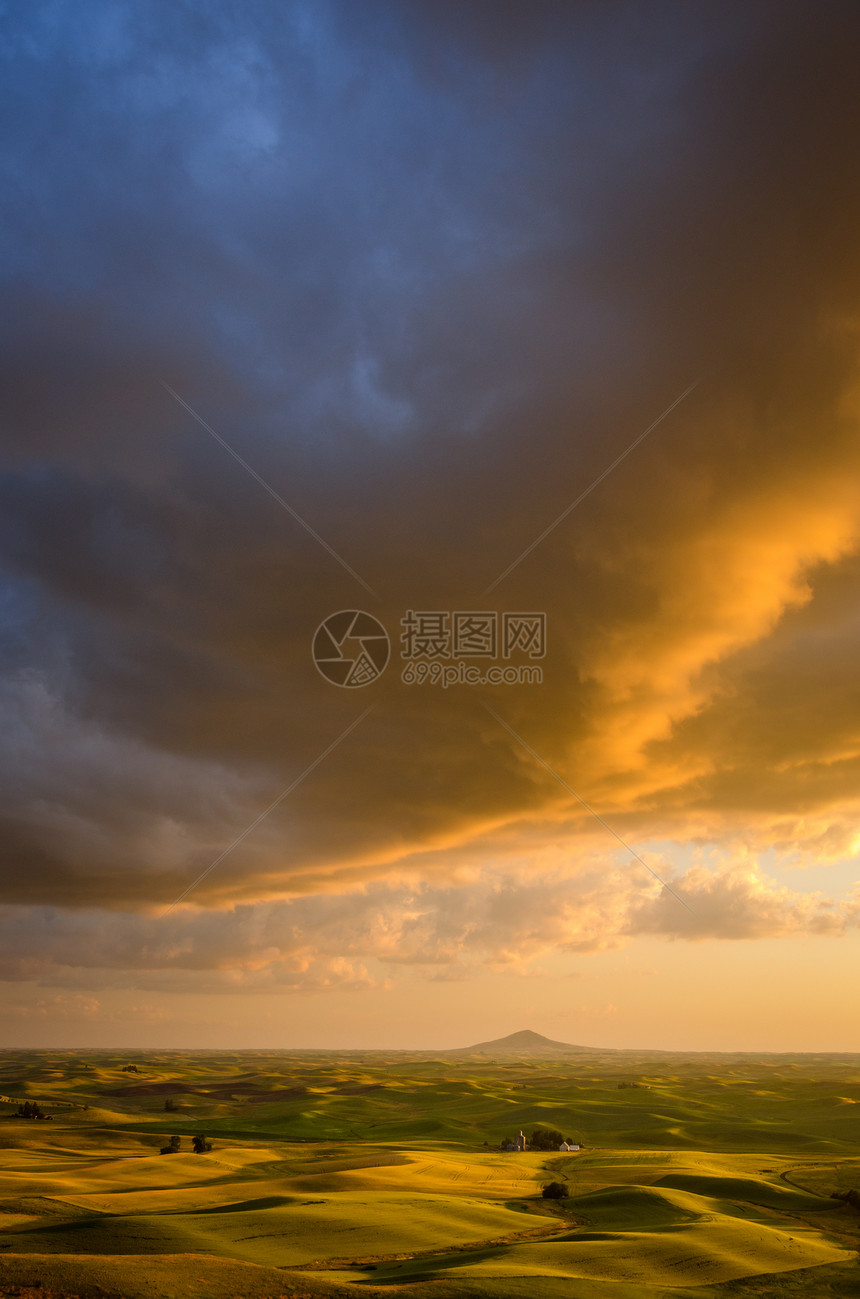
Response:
[3, 0, 860, 949]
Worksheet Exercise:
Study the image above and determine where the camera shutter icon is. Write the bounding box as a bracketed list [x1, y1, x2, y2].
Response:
[313, 610, 390, 687]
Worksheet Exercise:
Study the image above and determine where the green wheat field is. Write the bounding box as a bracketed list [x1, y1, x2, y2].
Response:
[1, 1038, 859, 1298]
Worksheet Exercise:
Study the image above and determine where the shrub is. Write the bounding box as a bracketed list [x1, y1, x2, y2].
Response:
[542, 1181, 567, 1199]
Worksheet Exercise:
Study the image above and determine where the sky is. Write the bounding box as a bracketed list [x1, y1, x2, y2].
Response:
[2, 0, 860, 1051]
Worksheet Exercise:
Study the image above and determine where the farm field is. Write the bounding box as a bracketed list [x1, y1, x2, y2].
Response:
[0, 1045, 859, 1298]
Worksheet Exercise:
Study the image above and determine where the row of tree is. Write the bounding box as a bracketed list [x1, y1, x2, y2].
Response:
[159, 1134, 213, 1154]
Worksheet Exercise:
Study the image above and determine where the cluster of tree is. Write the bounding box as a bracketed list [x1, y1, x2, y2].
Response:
[831, 1189, 860, 1210]
[499, 1128, 580, 1151]
[617, 1082, 650, 1090]
[529, 1128, 565, 1151]
[159, 1134, 213, 1154]
[164, 1098, 178, 1111]
[15, 1102, 51, 1121]
[121, 1064, 140, 1073]
[541, 1181, 568, 1199]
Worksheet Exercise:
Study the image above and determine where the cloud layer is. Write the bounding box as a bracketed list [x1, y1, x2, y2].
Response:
[1, 855, 857, 995]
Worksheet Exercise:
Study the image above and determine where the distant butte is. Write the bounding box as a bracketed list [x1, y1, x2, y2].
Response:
[446, 1028, 598, 1055]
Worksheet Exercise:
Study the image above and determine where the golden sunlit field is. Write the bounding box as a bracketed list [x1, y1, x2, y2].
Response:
[0, 1046, 859, 1298]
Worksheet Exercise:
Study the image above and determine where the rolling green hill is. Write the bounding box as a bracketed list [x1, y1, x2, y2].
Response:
[0, 1045, 858, 1297]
